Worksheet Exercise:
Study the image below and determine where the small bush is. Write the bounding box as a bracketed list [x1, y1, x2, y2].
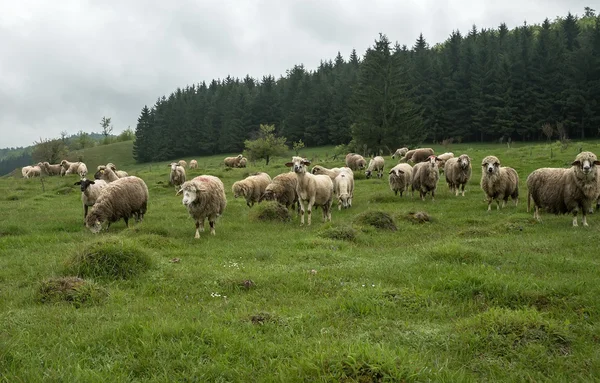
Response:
[404, 211, 431, 224]
[249, 201, 291, 222]
[37, 276, 108, 307]
[65, 238, 152, 280]
[319, 225, 357, 241]
[354, 211, 396, 231]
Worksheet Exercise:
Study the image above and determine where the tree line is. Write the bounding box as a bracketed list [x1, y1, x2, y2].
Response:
[131, 9, 600, 162]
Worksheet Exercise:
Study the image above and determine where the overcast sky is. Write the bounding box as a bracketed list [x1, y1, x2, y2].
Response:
[0, 0, 590, 149]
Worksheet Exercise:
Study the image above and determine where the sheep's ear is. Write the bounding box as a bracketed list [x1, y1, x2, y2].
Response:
[494, 162, 500, 167]
[388, 169, 393, 174]
[285, 162, 293, 167]
[89, 180, 95, 185]
[398, 170, 404, 174]
[594, 160, 600, 166]
[175, 188, 183, 196]
[571, 160, 580, 167]
[302, 160, 311, 166]
[74, 181, 81, 185]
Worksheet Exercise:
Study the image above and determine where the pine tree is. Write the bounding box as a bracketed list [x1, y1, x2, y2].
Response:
[133, 106, 152, 162]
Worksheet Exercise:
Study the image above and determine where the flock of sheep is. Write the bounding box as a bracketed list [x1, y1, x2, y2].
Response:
[19, 147, 600, 239]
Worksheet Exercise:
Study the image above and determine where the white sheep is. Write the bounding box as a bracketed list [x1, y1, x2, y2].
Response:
[224, 154, 243, 168]
[189, 159, 198, 169]
[21, 166, 33, 178]
[74, 178, 108, 223]
[391, 147, 409, 159]
[259, 172, 299, 214]
[527, 151, 600, 226]
[365, 156, 385, 179]
[105, 163, 128, 178]
[285, 156, 334, 225]
[480, 155, 519, 211]
[178, 160, 187, 169]
[232, 172, 272, 207]
[388, 163, 413, 197]
[169, 163, 187, 190]
[411, 156, 440, 201]
[76, 163, 88, 178]
[177, 175, 227, 239]
[444, 154, 472, 196]
[311, 165, 342, 181]
[237, 157, 248, 168]
[407, 148, 435, 164]
[26, 165, 42, 178]
[95, 166, 120, 183]
[345, 153, 367, 171]
[436, 152, 454, 174]
[61, 160, 81, 176]
[42, 162, 62, 176]
[334, 169, 354, 210]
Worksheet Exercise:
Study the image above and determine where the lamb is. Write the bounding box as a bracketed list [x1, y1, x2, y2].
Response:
[85, 176, 149, 233]
[21, 166, 33, 178]
[311, 165, 342, 181]
[74, 178, 107, 223]
[527, 151, 600, 226]
[480, 155, 519, 211]
[224, 154, 243, 168]
[391, 147, 409, 159]
[105, 163, 128, 178]
[411, 156, 440, 201]
[178, 160, 187, 169]
[26, 165, 42, 178]
[436, 152, 455, 174]
[258, 172, 299, 213]
[285, 157, 333, 225]
[444, 154, 472, 196]
[169, 162, 187, 190]
[176, 175, 227, 239]
[365, 156, 385, 179]
[388, 163, 413, 197]
[232, 172, 272, 207]
[40, 162, 62, 176]
[94, 166, 120, 183]
[236, 157, 248, 168]
[189, 159, 198, 169]
[408, 148, 435, 164]
[334, 169, 354, 210]
[345, 153, 367, 171]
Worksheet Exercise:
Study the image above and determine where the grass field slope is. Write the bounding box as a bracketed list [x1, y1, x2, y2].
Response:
[2, 141, 600, 381]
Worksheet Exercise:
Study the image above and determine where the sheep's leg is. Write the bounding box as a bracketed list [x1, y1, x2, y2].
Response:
[306, 197, 315, 226]
[299, 199, 306, 225]
[209, 220, 216, 235]
[572, 213, 578, 227]
[431, 189, 435, 202]
[124, 217, 129, 227]
[582, 213, 588, 227]
[338, 198, 342, 211]
[194, 221, 202, 239]
[83, 205, 88, 224]
[199, 218, 205, 232]
[487, 198, 492, 212]
[394, 190, 398, 196]
[461, 185, 466, 197]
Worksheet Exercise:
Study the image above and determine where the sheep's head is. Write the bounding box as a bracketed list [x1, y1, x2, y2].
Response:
[458, 154, 471, 169]
[169, 163, 178, 171]
[106, 163, 117, 171]
[232, 181, 246, 198]
[426, 155, 440, 168]
[177, 181, 200, 206]
[572, 151, 600, 176]
[338, 193, 350, 208]
[311, 165, 324, 175]
[286, 157, 310, 174]
[74, 178, 95, 192]
[481, 156, 500, 176]
[259, 189, 274, 202]
[389, 168, 405, 177]
[357, 158, 367, 170]
[85, 212, 102, 234]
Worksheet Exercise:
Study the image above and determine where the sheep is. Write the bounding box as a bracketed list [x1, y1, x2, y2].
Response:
[169, 163, 187, 190]
[436, 152, 455, 174]
[26, 165, 42, 178]
[105, 163, 128, 178]
[407, 148, 435, 164]
[399, 149, 416, 163]
[232, 172, 272, 207]
[480, 155, 519, 211]
[224, 154, 243, 168]
[391, 147, 409, 159]
[60, 160, 81, 176]
[40, 162, 62, 176]
[388, 163, 413, 196]
[258, 172, 299, 213]
[85, 176, 149, 233]
[411, 156, 440, 201]
[74, 178, 107, 223]
[189, 159, 198, 169]
[21, 166, 33, 178]
[444, 154, 472, 196]
[311, 165, 342, 181]
[176, 175, 227, 239]
[285, 156, 333, 225]
[94, 166, 120, 183]
[345, 153, 367, 171]
[365, 156, 385, 179]
[526, 151, 600, 227]
[236, 157, 248, 168]
[178, 160, 187, 169]
[334, 169, 354, 210]
[76, 163, 88, 178]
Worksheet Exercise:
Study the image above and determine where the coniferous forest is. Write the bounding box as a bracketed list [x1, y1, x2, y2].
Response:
[133, 10, 600, 162]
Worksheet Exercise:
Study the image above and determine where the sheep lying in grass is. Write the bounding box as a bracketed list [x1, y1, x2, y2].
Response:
[408, 148, 435, 164]
[237, 157, 248, 168]
[412, 156, 440, 201]
[177, 175, 227, 239]
[86, 176, 148, 233]
[365, 156, 385, 179]
[285, 156, 333, 225]
[436, 152, 454, 174]
[345, 153, 367, 171]
[189, 159, 198, 169]
[444, 154, 472, 196]
[42, 162, 62, 176]
[169, 163, 186, 190]
[311, 165, 342, 181]
[259, 172, 299, 214]
[224, 154, 243, 168]
[74, 178, 107, 223]
[480, 155, 519, 211]
[232, 172, 272, 207]
[527, 151, 600, 226]
[388, 163, 413, 197]
[391, 147, 409, 159]
[95, 166, 120, 183]
[105, 163, 128, 178]
[21, 166, 33, 178]
[178, 160, 187, 169]
[334, 169, 354, 209]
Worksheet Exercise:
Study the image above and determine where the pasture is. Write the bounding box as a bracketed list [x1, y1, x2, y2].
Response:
[1, 141, 600, 382]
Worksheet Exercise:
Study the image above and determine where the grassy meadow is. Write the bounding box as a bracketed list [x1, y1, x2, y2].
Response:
[2, 140, 600, 382]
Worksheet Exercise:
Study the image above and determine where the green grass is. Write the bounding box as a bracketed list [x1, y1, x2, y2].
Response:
[1, 140, 600, 381]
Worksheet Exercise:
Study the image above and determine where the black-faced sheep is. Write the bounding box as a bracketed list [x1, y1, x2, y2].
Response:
[85, 176, 149, 233]
[74, 178, 107, 223]
[189, 159, 198, 169]
[177, 175, 227, 239]
[285, 156, 333, 225]
[480, 155, 519, 211]
[169, 163, 186, 190]
[345, 153, 367, 171]
[224, 154, 243, 168]
[365, 156, 385, 179]
[408, 148, 435, 164]
[527, 151, 600, 226]
[391, 147, 409, 159]
[232, 172, 272, 207]
[259, 172, 299, 213]
[411, 156, 440, 201]
[444, 154, 472, 196]
[334, 169, 354, 209]
[388, 163, 413, 197]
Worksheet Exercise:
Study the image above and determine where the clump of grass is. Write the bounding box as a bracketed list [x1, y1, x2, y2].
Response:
[248, 201, 291, 222]
[0, 225, 28, 236]
[354, 210, 396, 231]
[6, 194, 19, 201]
[404, 211, 431, 224]
[37, 276, 108, 307]
[249, 312, 283, 325]
[366, 192, 397, 204]
[55, 186, 76, 195]
[427, 242, 482, 264]
[318, 225, 357, 241]
[65, 238, 152, 280]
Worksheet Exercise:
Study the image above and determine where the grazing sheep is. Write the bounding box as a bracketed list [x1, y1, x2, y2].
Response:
[85, 176, 149, 233]
[189, 159, 198, 169]
[178, 160, 187, 169]
[411, 156, 440, 201]
[527, 151, 600, 227]
[408, 148, 435, 164]
[232, 172, 272, 207]
[21, 166, 33, 178]
[311, 165, 342, 181]
[74, 178, 107, 222]
[105, 163, 128, 178]
[76, 163, 88, 178]
[285, 156, 334, 225]
[41, 162, 62, 176]
[365, 156, 385, 179]
[345, 153, 367, 171]
[399, 149, 416, 163]
[480, 155, 519, 211]
[388, 163, 413, 196]
[26, 165, 42, 178]
[259, 172, 299, 213]
[334, 169, 354, 210]
[169, 163, 187, 190]
[177, 175, 227, 239]
[236, 157, 248, 168]
[436, 152, 454, 174]
[391, 147, 409, 159]
[444, 154, 472, 196]
[224, 154, 243, 168]
[94, 166, 120, 183]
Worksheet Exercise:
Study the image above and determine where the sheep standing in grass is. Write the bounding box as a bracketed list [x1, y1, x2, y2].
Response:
[345, 153, 367, 171]
[527, 151, 600, 226]
[232, 172, 272, 207]
[42, 162, 62, 176]
[95, 166, 120, 183]
[408, 148, 435, 164]
[391, 147, 409, 160]
[74, 178, 107, 223]
[177, 160, 187, 169]
[106, 163, 128, 178]
[388, 163, 413, 196]
[189, 160, 198, 169]
[259, 172, 299, 214]
[411, 156, 440, 201]
[76, 163, 88, 178]
[436, 152, 454, 174]
[399, 149, 415, 163]
[60, 160, 80, 176]
[365, 156, 385, 179]
[85, 176, 149, 233]
[21, 166, 33, 178]
[334, 169, 354, 209]
[285, 157, 333, 225]
[444, 154, 472, 196]
[480, 155, 519, 211]
[169, 163, 187, 190]
[224, 154, 243, 168]
[311, 165, 342, 181]
[26, 165, 42, 178]
[177, 175, 227, 239]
